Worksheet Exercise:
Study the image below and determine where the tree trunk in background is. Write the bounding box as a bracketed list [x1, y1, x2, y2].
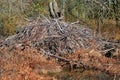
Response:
[60, 0, 65, 18]
[112, 0, 119, 27]
[48, 0, 61, 18]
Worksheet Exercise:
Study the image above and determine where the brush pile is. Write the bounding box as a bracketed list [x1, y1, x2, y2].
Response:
[0, 18, 120, 76]
[2, 19, 119, 55]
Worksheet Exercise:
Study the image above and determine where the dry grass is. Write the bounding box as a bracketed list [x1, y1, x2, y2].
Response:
[0, 45, 61, 80]
[0, 44, 120, 80]
[89, 19, 120, 41]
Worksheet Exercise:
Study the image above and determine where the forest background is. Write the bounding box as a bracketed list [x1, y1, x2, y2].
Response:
[0, 0, 120, 40]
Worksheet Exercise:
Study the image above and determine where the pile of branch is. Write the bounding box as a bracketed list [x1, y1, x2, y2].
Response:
[0, 19, 120, 76]
[2, 19, 119, 55]
[1, 19, 95, 54]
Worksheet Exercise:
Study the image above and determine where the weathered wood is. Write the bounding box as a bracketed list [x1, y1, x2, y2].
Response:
[48, 0, 61, 18]
[49, 2, 55, 18]
[48, 53, 70, 62]
[52, 0, 61, 18]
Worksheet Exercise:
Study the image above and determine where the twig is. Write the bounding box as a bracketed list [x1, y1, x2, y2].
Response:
[99, 48, 115, 53]
[113, 74, 116, 80]
[48, 53, 70, 62]
[39, 14, 51, 23]
[71, 21, 80, 25]
[54, 19, 64, 33]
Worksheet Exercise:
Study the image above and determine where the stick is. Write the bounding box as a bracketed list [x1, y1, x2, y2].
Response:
[47, 53, 86, 70]
[53, 19, 64, 33]
[48, 53, 70, 62]
[99, 48, 115, 53]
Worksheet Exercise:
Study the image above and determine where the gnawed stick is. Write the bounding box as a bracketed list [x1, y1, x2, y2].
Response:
[47, 53, 86, 71]
[48, 53, 70, 62]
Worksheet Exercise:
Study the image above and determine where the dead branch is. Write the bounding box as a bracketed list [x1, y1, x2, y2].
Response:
[47, 52, 86, 70]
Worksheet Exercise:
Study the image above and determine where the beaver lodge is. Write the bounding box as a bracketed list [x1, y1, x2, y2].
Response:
[0, 18, 120, 79]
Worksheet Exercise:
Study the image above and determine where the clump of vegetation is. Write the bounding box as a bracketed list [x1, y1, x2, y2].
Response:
[0, 14, 16, 36]
[0, 0, 26, 36]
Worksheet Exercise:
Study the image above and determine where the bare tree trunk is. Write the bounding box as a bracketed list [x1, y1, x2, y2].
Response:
[61, 0, 65, 18]
[112, 0, 119, 27]
[48, 2, 55, 18]
[95, 17, 103, 38]
[48, 0, 61, 18]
